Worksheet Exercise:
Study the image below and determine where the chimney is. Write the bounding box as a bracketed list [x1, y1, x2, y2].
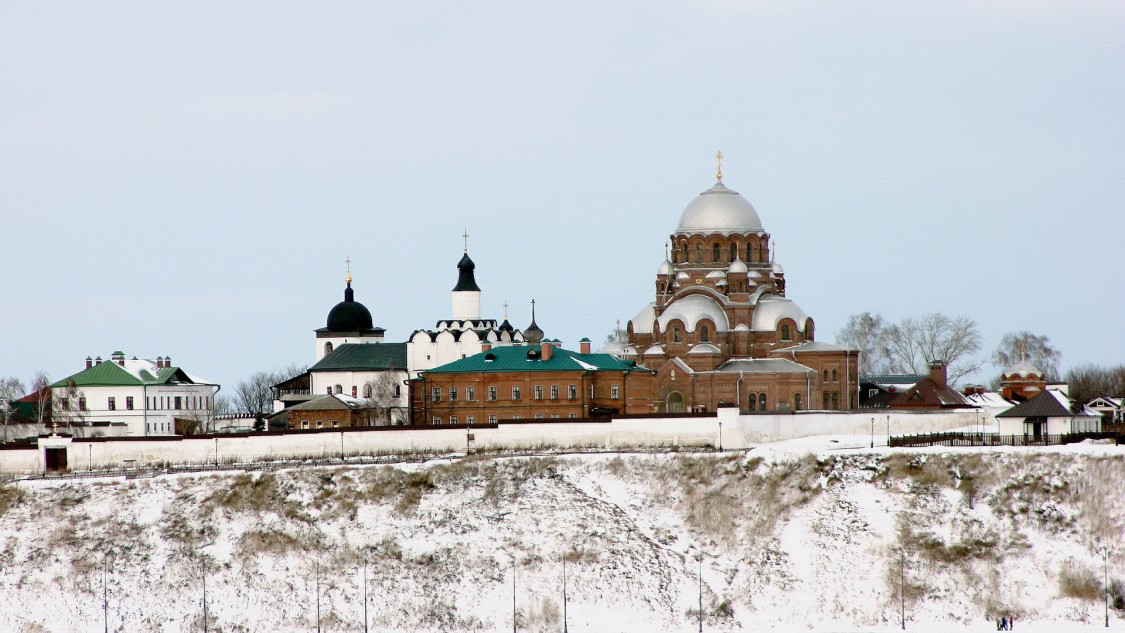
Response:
[964, 386, 974, 396]
[112, 351, 125, 366]
[95, 356, 102, 365]
[541, 342, 553, 361]
[928, 360, 947, 389]
[482, 342, 492, 352]
[165, 355, 172, 368]
[579, 338, 591, 354]
[85, 356, 93, 369]
[976, 386, 985, 395]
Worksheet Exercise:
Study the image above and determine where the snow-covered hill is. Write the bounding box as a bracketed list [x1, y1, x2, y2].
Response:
[1, 443, 1122, 632]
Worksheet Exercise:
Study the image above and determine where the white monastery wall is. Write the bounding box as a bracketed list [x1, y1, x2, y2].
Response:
[1, 408, 987, 475]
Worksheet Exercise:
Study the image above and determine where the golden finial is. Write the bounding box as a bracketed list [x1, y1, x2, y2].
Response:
[1020, 339, 1027, 362]
[716, 150, 723, 182]
[345, 256, 352, 284]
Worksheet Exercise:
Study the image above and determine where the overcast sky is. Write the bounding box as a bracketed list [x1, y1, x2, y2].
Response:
[2, 1, 1122, 393]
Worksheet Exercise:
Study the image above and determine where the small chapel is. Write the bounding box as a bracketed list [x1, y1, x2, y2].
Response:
[615, 154, 859, 413]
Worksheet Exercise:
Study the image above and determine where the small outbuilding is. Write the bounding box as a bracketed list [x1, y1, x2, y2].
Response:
[995, 389, 1102, 437]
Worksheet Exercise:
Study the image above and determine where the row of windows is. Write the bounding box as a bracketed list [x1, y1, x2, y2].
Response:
[301, 419, 341, 429]
[328, 384, 403, 398]
[146, 421, 171, 433]
[745, 392, 841, 411]
[431, 413, 579, 424]
[822, 369, 839, 383]
[670, 324, 710, 344]
[676, 242, 769, 265]
[62, 395, 209, 412]
[431, 384, 618, 402]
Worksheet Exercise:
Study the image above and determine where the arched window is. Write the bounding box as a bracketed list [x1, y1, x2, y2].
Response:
[794, 394, 802, 411]
[700, 325, 710, 343]
[363, 383, 372, 398]
[806, 320, 815, 341]
[832, 392, 839, 409]
[758, 393, 767, 411]
[781, 324, 791, 341]
[832, 369, 838, 382]
[823, 392, 830, 409]
[695, 244, 704, 264]
[712, 243, 722, 263]
[823, 369, 829, 382]
[324, 342, 333, 356]
[747, 393, 756, 411]
[673, 324, 682, 343]
[760, 243, 767, 262]
[730, 244, 738, 261]
[746, 243, 754, 263]
[681, 244, 688, 263]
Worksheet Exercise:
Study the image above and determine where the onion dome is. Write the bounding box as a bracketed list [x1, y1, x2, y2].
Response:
[326, 280, 374, 332]
[524, 300, 544, 345]
[771, 261, 784, 275]
[728, 257, 748, 274]
[657, 259, 674, 275]
[453, 253, 481, 292]
[1005, 359, 1043, 378]
[676, 181, 764, 236]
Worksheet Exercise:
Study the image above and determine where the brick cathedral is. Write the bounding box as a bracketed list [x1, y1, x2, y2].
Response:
[611, 157, 859, 413]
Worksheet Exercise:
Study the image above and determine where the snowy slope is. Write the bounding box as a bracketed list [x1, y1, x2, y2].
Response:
[0, 443, 1122, 633]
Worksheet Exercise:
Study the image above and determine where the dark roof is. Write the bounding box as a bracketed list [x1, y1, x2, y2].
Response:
[423, 345, 639, 375]
[452, 253, 481, 292]
[325, 282, 375, 332]
[887, 378, 970, 409]
[997, 390, 1073, 418]
[308, 343, 407, 372]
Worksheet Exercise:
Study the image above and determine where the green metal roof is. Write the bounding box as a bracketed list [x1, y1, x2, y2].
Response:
[52, 361, 143, 387]
[308, 343, 408, 372]
[51, 361, 199, 388]
[423, 345, 641, 375]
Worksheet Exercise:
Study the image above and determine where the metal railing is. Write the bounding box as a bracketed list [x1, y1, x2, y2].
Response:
[889, 431, 1120, 448]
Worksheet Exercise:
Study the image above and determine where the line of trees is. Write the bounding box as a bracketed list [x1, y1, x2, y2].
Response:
[835, 313, 1073, 391]
[233, 364, 307, 431]
[835, 312, 984, 385]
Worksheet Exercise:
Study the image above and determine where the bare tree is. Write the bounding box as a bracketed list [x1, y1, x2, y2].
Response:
[1066, 364, 1125, 404]
[881, 313, 983, 386]
[52, 379, 87, 430]
[835, 312, 889, 375]
[992, 331, 1061, 381]
[31, 372, 50, 436]
[0, 376, 26, 443]
[234, 364, 307, 430]
[359, 373, 405, 426]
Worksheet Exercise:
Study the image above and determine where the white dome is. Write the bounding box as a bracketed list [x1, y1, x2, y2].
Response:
[751, 295, 809, 332]
[643, 344, 665, 355]
[676, 181, 764, 236]
[705, 270, 726, 279]
[772, 261, 784, 274]
[657, 259, 673, 275]
[688, 343, 722, 354]
[728, 258, 748, 274]
[656, 294, 730, 332]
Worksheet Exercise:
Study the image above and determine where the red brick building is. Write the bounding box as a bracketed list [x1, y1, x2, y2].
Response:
[613, 165, 859, 413]
[409, 341, 651, 424]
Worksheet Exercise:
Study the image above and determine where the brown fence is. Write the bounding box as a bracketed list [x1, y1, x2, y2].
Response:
[889, 431, 1121, 448]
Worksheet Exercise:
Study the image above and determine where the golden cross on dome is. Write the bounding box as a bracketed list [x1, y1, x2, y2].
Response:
[345, 256, 352, 284]
[716, 150, 723, 182]
[1020, 339, 1027, 362]
[503, 300, 509, 320]
[462, 229, 470, 253]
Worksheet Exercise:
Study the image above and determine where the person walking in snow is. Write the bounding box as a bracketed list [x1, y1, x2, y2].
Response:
[1001, 616, 1008, 630]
